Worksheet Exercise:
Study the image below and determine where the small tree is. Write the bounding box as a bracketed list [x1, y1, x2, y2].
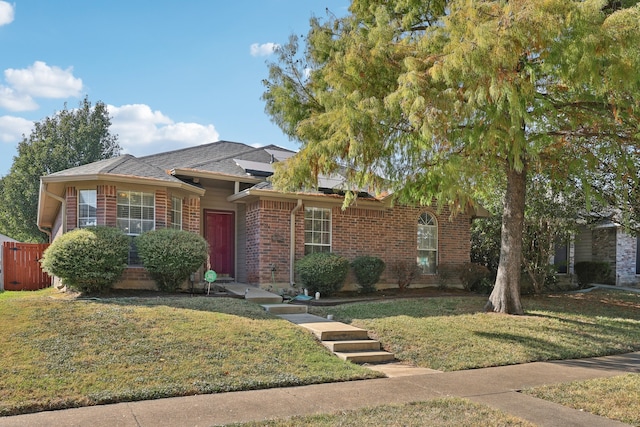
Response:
[351, 256, 385, 293]
[40, 227, 128, 293]
[390, 260, 421, 291]
[295, 252, 349, 296]
[136, 228, 208, 292]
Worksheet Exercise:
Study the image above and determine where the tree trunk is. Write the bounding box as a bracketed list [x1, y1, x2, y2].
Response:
[485, 163, 526, 314]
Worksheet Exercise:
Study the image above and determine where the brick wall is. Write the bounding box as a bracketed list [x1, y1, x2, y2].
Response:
[114, 267, 156, 290]
[244, 199, 472, 288]
[97, 185, 117, 227]
[65, 187, 77, 231]
[616, 230, 639, 286]
[155, 189, 168, 228]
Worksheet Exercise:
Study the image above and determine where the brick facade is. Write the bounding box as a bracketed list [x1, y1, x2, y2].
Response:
[97, 185, 117, 227]
[65, 187, 77, 231]
[245, 199, 472, 288]
[61, 184, 203, 290]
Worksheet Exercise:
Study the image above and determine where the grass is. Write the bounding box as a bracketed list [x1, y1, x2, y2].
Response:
[309, 290, 640, 371]
[226, 398, 534, 426]
[1, 288, 639, 422]
[523, 374, 640, 425]
[0, 290, 380, 416]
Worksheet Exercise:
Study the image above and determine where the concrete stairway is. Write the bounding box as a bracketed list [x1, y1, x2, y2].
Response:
[274, 311, 395, 364]
[223, 283, 283, 304]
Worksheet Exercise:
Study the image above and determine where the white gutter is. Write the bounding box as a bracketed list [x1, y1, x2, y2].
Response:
[289, 199, 303, 286]
[41, 181, 67, 240]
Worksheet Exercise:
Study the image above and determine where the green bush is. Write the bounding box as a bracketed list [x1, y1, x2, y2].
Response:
[574, 261, 613, 286]
[40, 227, 129, 294]
[136, 228, 209, 292]
[458, 262, 491, 292]
[295, 252, 349, 296]
[390, 260, 421, 291]
[351, 256, 386, 293]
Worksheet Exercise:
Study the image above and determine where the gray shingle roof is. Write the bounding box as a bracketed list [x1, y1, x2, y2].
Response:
[45, 154, 183, 184]
[141, 140, 293, 177]
[45, 141, 296, 182]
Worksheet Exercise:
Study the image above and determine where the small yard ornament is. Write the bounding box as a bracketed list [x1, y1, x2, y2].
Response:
[204, 270, 217, 295]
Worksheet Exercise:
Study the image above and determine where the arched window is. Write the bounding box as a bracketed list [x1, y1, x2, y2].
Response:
[417, 212, 437, 274]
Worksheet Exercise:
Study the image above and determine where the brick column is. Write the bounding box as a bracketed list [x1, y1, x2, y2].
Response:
[186, 196, 201, 233]
[155, 189, 168, 229]
[97, 185, 117, 227]
[65, 187, 77, 232]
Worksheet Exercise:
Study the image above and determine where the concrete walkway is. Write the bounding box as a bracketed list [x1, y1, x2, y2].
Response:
[1, 351, 638, 427]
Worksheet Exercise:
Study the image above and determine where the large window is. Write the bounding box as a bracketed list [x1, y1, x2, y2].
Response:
[304, 207, 331, 255]
[117, 191, 154, 265]
[78, 189, 97, 228]
[417, 212, 437, 274]
[170, 196, 182, 230]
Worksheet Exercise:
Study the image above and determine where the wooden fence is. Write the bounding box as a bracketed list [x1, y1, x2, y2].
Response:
[2, 242, 51, 291]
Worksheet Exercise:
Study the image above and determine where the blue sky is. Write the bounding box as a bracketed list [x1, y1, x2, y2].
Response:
[0, 0, 349, 176]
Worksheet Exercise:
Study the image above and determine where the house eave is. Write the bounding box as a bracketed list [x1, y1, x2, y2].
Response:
[227, 188, 386, 209]
[171, 168, 263, 184]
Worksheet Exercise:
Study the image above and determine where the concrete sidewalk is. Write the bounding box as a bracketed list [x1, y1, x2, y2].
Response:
[1, 352, 638, 427]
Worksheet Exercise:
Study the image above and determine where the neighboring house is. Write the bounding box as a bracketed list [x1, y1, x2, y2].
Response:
[37, 140, 487, 291]
[566, 221, 639, 287]
[0, 233, 19, 291]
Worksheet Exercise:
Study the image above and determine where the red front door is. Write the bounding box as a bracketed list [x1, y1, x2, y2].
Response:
[205, 210, 235, 278]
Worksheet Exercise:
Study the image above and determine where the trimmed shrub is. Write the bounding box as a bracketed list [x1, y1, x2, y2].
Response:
[136, 228, 209, 292]
[459, 262, 491, 292]
[574, 261, 613, 286]
[351, 256, 386, 293]
[40, 227, 129, 294]
[295, 252, 349, 296]
[390, 260, 421, 291]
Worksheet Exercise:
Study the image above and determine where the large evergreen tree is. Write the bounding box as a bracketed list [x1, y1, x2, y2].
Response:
[263, 0, 640, 314]
[0, 97, 120, 242]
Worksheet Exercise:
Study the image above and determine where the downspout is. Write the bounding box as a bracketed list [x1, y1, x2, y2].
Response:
[290, 199, 303, 286]
[40, 181, 67, 241]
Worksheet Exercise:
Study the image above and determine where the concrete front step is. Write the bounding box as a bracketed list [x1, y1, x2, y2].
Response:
[323, 339, 381, 352]
[335, 351, 396, 364]
[223, 284, 283, 304]
[261, 304, 308, 314]
[300, 322, 371, 341]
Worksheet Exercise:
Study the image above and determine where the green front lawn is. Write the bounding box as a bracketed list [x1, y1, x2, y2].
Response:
[228, 398, 534, 427]
[309, 290, 640, 371]
[523, 374, 640, 426]
[0, 290, 379, 416]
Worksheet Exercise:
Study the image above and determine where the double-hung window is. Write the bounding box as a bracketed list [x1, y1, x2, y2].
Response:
[78, 189, 97, 228]
[417, 212, 437, 274]
[170, 196, 182, 230]
[304, 207, 331, 255]
[117, 191, 154, 264]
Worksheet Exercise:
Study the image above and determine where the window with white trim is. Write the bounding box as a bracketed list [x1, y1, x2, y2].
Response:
[170, 196, 182, 230]
[417, 212, 437, 274]
[117, 191, 154, 264]
[304, 207, 331, 255]
[78, 189, 97, 228]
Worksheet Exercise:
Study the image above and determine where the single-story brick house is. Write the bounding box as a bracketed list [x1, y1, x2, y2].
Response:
[556, 220, 639, 287]
[37, 140, 487, 291]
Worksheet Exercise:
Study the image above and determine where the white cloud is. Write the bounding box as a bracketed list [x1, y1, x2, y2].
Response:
[0, 1, 14, 26]
[0, 115, 33, 143]
[5, 61, 83, 98]
[250, 42, 279, 57]
[0, 85, 38, 111]
[107, 104, 219, 155]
